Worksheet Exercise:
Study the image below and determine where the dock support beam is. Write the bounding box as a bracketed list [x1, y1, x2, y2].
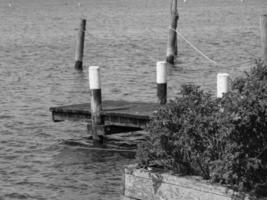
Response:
[89, 66, 104, 142]
[260, 15, 267, 65]
[166, 0, 178, 65]
[157, 61, 167, 105]
[217, 73, 229, 98]
[74, 19, 86, 70]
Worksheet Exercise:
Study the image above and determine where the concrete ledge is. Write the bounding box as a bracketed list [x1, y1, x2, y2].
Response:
[122, 165, 265, 200]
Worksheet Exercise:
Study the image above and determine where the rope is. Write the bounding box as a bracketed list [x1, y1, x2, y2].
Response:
[170, 27, 219, 65]
[170, 27, 257, 69]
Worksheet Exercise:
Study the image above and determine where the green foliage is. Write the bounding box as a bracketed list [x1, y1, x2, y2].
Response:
[136, 61, 267, 197]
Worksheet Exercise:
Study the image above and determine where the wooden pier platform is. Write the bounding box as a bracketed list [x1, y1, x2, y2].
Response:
[50, 100, 159, 135]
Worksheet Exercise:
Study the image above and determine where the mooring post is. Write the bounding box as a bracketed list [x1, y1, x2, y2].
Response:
[217, 73, 229, 98]
[89, 66, 104, 142]
[166, 0, 178, 65]
[157, 61, 167, 105]
[74, 19, 86, 70]
[260, 15, 267, 65]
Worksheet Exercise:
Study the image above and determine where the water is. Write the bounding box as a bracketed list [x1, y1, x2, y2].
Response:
[0, 0, 267, 199]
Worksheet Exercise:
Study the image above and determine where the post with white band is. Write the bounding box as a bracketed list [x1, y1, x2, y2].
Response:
[157, 61, 167, 105]
[74, 19, 86, 70]
[217, 73, 229, 98]
[89, 66, 104, 142]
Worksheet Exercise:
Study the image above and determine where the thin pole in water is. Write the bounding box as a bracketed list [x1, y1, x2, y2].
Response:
[74, 19, 86, 70]
[166, 0, 179, 65]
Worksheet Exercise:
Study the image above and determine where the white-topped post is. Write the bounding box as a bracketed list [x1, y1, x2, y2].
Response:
[89, 66, 103, 142]
[217, 73, 229, 98]
[157, 61, 167, 105]
[89, 66, 101, 90]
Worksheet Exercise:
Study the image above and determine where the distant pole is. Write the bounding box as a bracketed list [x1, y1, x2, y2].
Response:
[260, 15, 267, 65]
[217, 73, 229, 98]
[157, 61, 167, 104]
[74, 19, 86, 70]
[166, 0, 179, 65]
[89, 66, 104, 142]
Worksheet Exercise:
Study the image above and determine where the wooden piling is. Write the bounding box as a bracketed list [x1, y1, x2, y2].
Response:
[157, 61, 167, 105]
[89, 66, 104, 142]
[74, 19, 86, 70]
[166, 0, 179, 65]
[217, 73, 229, 98]
[260, 15, 267, 65]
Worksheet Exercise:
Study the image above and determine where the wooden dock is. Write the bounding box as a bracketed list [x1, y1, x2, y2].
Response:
[50, 100, 159, 135]
[49, 62, 168, 142]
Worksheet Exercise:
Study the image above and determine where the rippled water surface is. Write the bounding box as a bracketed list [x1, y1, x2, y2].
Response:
[0, 0, 267, 199]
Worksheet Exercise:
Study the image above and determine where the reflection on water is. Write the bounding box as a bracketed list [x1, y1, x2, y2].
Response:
[0, 0, 266, 199]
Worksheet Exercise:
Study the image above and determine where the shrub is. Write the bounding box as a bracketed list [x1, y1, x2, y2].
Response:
[136, 60, 267, 197]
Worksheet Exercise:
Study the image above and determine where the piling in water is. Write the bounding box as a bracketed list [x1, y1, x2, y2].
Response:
[74, 19, 86, 70]
[157, 61, 167, 105]
[89, 66, 104, 142]
[166, 0, 179, 65]
[260, 15, 267, 65]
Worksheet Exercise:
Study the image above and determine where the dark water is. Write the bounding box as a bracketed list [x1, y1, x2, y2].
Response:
[0, 0, 267, 199]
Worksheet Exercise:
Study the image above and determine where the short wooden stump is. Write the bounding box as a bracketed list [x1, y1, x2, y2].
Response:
[122, 165, 266, 200]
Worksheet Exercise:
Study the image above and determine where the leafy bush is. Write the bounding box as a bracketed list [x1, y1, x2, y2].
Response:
[136, 60, 267, 197]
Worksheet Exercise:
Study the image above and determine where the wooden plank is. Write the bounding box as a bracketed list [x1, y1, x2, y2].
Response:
[50, 103, 91, 114]
[50, 101, 158, 118]
[51, 110, 91, 122]
[123, 166, 259, 200]
[102, 100, 158, 119]
[50, 100, 159, 127]
[104, 115, 147, 128]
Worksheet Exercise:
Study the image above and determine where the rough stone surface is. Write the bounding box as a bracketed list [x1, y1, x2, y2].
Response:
[122, 165, 265, 200]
